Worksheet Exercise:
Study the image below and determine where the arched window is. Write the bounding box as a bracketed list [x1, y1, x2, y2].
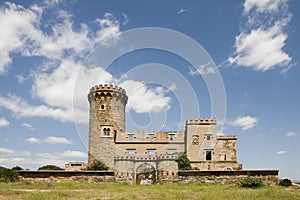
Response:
[103, 128, 110, 136]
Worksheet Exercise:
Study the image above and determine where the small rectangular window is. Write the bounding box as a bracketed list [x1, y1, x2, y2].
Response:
[148, 134, 155, 142]
[167, 149, 176, 154]
[128, 134, 134, 142]
[169, 134, 175, 141]
[127, 149, 135, 155]
[147, 149, 156, 156]
[206, 134, 212, 140]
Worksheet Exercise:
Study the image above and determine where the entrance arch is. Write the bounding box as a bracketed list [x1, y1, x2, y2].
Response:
[136, 163, 156, 184]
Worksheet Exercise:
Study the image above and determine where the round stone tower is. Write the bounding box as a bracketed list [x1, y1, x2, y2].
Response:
[88, 84, 128, 168]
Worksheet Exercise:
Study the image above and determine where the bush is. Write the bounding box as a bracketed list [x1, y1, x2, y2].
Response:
[176, 153, 193, 170]
[0, 166, 19, 182]
[279, 179, 292, 187]
[38, 165, 63, 170]
[238, 176, 263, 188]
[87, 160, 109, 170]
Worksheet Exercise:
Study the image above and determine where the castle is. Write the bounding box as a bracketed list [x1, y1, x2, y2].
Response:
[87, 84, 242, 181]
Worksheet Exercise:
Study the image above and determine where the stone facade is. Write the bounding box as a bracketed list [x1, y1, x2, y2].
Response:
[88, 84, 242, 181]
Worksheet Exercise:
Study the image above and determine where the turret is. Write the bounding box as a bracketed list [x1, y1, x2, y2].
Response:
[88, 84, 128, 168]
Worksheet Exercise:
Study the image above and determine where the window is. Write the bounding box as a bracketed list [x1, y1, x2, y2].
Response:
[147, 149, 156, 156]
[103, 128, 110, 136]
[100, 104, 105, 110]
[169, 134, 175, 141]
[128, 134, 134, 142]
[167, 149, 176, 155]
[205, 150, 212, 160]
[220, 154, 227, 161]
[127, 149, 135, 155]
[148, 134, 155, 142]
[206, 134, 212, 140]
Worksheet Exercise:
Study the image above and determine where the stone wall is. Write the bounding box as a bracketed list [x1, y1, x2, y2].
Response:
[18, 170, 279, 185]
[178, 170, 279, 185]
[18, 170, 115, 183]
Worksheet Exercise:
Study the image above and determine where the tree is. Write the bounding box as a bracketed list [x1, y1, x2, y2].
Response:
[38, 165, 63, 170]
[87, 160, 109, 170]
[11, 166, 23, 171]
[176, 152, 193, 170]
[0, 166, 19, 182]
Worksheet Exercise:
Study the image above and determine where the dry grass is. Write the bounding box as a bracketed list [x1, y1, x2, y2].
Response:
[0, 182, 299, 200]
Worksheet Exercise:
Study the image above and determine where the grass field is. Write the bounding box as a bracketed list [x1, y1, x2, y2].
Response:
[0, 182, 299, 200]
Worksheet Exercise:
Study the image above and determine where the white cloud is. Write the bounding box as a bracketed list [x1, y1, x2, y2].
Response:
[95, 12, 121, 45]
[26, 137, 41, 144]
[120, 80, 171, 113]
[26, 136, 72, 145]
[228, 0, 292, 72]
[0, 147, 30, 156]
[0, 95, 74, 122]
[167, 82, 177, 92]
[122, 13, 130, 25]
[244, 0, 283, 14]
[177, 8, 189, 14]
[0, 117, 10, 127]
[276, 150, 287, 155]
[38, 150, 86, 159]
[0, 2, 120, 75]
[231, 116, 258, 130]
[188, 62, 217, 75]
[0, 2, 172, 124]
[228, 24, 291, 71]
[22, 122, 35, 131]
[44, 136, 72, 145]
[286, 131, 296, 138]
[0, 2, 42, 74]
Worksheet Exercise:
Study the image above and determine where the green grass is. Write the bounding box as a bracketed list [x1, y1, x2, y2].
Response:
[0, 182, 299, 200]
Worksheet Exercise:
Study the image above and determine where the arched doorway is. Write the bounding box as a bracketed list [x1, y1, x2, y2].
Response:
[136, 163, 156, 184]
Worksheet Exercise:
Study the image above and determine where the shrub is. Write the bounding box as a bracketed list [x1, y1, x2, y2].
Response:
[279, 179, 292, 187]
[38, 165, 63, 170]
[87, 160, 109, 170]
[238, 176, 263, 188]
[0, 166, 19, 182]
[176, 153, 192, 170]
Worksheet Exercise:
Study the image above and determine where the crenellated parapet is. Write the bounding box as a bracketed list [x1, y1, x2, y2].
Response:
[88, 84, 128, 105]
[186, 118, 217, 125]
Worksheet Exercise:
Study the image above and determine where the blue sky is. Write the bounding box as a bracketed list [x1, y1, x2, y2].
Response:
[0, 0, 299, 181]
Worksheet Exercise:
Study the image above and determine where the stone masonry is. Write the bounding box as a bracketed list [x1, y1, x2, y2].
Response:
[87, 84, 242, 182]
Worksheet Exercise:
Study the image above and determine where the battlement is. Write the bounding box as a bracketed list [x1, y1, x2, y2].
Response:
[114, 154, 178, 161]
[88, 84, 128, 103]
[186, 118, 217, 125]
[90, 84, 127, 94]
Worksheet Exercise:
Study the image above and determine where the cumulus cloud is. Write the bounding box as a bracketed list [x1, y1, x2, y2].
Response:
[0, 117, 10, 127]
[26, 136, 72, 145]
[286, 131, 296, 138]
[120, 80, 171, 113]
[0, 2, 172, 125]
[231, 116, 258, 130]
[228, 0, 292, 72]
[0, 95, 74, 122]
[244, 0, 282, 14]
